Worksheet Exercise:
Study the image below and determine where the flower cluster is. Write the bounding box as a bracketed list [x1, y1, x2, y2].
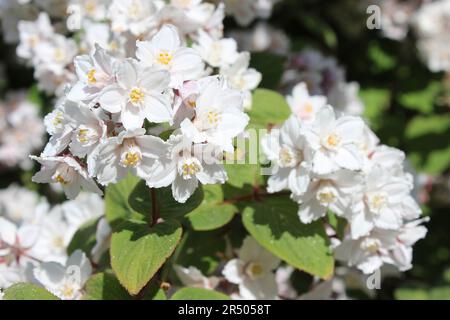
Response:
[282, 49, 365, 116]
[262, 82, 428, 274]
[220, 0, 280, 27]
[0, 185, 108, 299]
[31, 18, 260, 202]
[0, 91, 45, 170]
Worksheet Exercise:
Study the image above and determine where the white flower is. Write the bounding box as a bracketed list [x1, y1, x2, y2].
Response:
[98, 59, 173, 129]
[194, 30, 238, 68]
[91, 217, 111, 264]
[170, 0, 215, 28]
[292, 170, 363, 224]
[0, 217, 41, 267]
[286, 82, 327, 124]
[327, 82, 364, 117]
[224, 0, 256, 26]
[32, 250, 92, 300]
[31, 155, 102, 200]
[108, 0, 160, 36]
[303, 106, 365, 175]
[179, 77, 247, 153]
[350, 166, 418, 239]
[136, 24, 204, 88]
[69, 45, 117, 105]
[261, 116, 313, 196]
[174, 265, 220, 290]
[146, 134, 227, 203]
[89, 128, 166, 186]
[0, 184, 49, 225]
[222, 237, 280, 300]
[335, 218, 428, 274]
[16, 12, 53, 61]
[220, 52, 261, 110]
[68, 0, 108, 25]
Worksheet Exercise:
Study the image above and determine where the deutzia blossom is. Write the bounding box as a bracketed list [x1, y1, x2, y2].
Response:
[174, 265, 220, 290]
[89, 128, 166, 186]
[220, 52, 262, 110]
[303, 106, 365, 175]
[179, 77, 248, 153]
[146, 134, 227, 203]
[16, 12, 53, 61]
[69, 45, 117, 105]
[349, 166, 417, 239]
[335, 219, 428, 274]
[30, 155, 102, 199]
[98, 59, 173, 129]
[222, 237, 280, 300]
[32, 250, 92, 300]
[261, 116, 313, 196]
[136, 24, 204, 88]
[286, 82, 326, 124]
[292, 170, 362, 224]
[194, 30, 238, 68]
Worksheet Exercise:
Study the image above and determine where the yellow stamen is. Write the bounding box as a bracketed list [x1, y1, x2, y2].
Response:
[122, 152, 141, 167]
[55, 175, 69, 185]
[157, 51, 173, 65]
[77, 129, 89, 143]
[129, 88, 145, 104]
[207, 111, 219, 125]
[87, 69, 97, 84]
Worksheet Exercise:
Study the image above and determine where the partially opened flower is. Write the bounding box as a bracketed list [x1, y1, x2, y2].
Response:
[174, 265, 220, 290]
[30, 155, 102, 199]
[222, 236, 280, 300]
[32, 250, 92, 300]
[286, 82, 327, 123]
[89, 128, 166, 186]
[194, 30, 238, 68]
[136, 24, 204, 88]
[145, 133, 227, 203]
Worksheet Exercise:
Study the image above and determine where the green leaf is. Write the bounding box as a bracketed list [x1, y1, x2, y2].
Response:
[185, 185, 236, 231]
[174, 230, 226, 275]
[360, 88, 391, 130]
[105, 175, 145, 229]
[398, 81, 442, 114]
[67, 217, 100, 256]
[141, 283, 167, 300]
[129, 180, 204, 220]
[249, 52, 285, 90]
[83, 271, 133, 300]
[110, 219, 182, 295]
[171, 288, 230, 300]
[242, 195, 334, 279]
[3, 283, 59, 300]
[248, 89, 291, 129]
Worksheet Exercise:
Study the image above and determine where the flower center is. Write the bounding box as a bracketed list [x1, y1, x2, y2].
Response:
[122, 152, 141, 167]
[178, 157, 202, 179]
[207, 111, 220, 125]
[129, 88, 145, 104]
[368, 193, 388, 213]
[60, 283, 76, 299]
[87, 69, 97, 84]
[324, 133, 341, 150]
[360, 238, 381, 254]
[54, 174, 69, 185]
[54, 48, 65, 62]
[77, 129, 89, 143]
[279, 147, 297, 168]
[53, 236, 65, 248]
[52, 111, 64, 127]
[157, 51, 173, 65]
[84, 1, 96, 14]
[245, 262, 264, 280]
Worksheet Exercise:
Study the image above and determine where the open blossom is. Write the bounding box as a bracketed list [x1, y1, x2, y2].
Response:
[220, 52, 262, 110]
[261, 116, 313, 196]
[89, 128, 166, 186]
[146, 134, 227, 203]
[108, 0, 160, 36]
[350, 166, 419, 239]
[179, 77, 248, 153]
[136, 24, 204, 88]
[16, 12, 53, 61]
[174, 265, 220, 290]
[32, 250, 92, 300]
[98, 59, 173, 129]
[286, 82, 327, 124]
[303, 106, 365, 175]
[335, 219, 428, 274]
[223, 237, 280, 300]
[31, 155, 102, 199]
[0, 217, 41, 267]
[292, 170, 363, 224]
[194, 30, 239, 68]
[69, 45, 117, 105]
